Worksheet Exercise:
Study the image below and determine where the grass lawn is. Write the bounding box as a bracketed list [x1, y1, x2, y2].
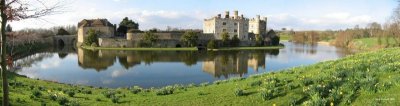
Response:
[2, 48, 400, 105]
[352, 37, 398, 50]
[279, 34, 291, 41]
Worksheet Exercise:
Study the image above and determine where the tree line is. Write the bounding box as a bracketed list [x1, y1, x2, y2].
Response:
[289, 1, 400, 49]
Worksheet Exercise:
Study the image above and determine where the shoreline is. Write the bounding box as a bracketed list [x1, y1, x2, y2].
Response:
[5, 48, 400, 105]
[81, 46, 284, 51]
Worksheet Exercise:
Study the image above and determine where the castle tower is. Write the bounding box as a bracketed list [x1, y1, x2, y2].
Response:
[234, 10, 239, 19]
[225, 11, 230, 19]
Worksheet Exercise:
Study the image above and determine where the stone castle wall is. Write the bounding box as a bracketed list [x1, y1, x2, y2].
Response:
[77, 26, 115, 46]
[99, 32, 248, 48]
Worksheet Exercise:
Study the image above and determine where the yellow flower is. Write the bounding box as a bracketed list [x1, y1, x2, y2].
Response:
[330, 102, 334, 106]
[273, 104, 276, 106]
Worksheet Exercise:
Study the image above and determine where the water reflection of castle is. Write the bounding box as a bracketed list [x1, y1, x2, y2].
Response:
[77, 48, 279, 78]
[202, 52, 267, 79]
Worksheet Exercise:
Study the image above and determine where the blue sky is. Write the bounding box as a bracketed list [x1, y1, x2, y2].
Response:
[10, 0, 398, 31]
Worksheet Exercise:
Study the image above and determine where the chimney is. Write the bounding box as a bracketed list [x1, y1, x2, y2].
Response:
[225, 11, 230, 19]
[234, 10, 238, 19]
[257, 15, 261, 20]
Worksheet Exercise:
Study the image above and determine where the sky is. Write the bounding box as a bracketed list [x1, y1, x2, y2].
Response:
[9, 0, 398, 31]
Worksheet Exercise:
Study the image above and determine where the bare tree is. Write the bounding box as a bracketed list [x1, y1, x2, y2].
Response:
[366, 22, 382, 44]
[0, 0, 64, 105]
[389, 0, 400, 46]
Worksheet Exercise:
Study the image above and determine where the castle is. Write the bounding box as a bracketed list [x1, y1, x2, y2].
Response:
[203, 10, 268, 40]
[76, 11, 276, 48]
[77, 19, 115, 46]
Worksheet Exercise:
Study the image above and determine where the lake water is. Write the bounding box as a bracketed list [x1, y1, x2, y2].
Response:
[15, 41, 353, 88]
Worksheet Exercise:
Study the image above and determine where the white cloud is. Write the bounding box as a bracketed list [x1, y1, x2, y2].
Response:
[40, 60, 60, 69]
[267, 12, 373, 30]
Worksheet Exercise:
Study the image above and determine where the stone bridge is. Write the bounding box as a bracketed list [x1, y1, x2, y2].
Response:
[53, 35, 77, 51]
[53, 35, 77, 47]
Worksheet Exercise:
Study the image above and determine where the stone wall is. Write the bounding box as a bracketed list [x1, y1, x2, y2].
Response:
[77, 26, 115, 46]
[98, 38, 128, 48]
[99, 32, 256, 48]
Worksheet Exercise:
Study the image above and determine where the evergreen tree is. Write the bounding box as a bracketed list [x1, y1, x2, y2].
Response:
[221, 32, 230, 46]
[117, 17, 139, 36]
[85, 29, 98, 46]
[181, 31, 198, 47]
[231, 35, 240, 47]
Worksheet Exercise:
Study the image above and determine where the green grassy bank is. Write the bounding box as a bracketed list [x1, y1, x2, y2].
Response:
[349, 37, 398, 50]
[1, 48, 400, 105]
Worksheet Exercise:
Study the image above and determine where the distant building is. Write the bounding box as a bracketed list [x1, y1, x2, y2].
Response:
[249, 15, 267, 35]
[203, 11, 268, 40]
[203, 11, 249, 40]
[77, 19, 115, 46]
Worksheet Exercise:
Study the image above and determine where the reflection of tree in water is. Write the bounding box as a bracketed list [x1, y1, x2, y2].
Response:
[14, 53, 54, 69]
[58, 53, 68, 59]
[180, 51, 198, 66]
[291, 42, 317, 55]
[141, 52, 157, 65]
[118, 57, 140, 69]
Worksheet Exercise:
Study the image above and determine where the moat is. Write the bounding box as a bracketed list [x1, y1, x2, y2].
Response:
[14, 41, 353, 88]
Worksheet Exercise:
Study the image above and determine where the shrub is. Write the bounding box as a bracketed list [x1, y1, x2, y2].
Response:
[16, 98, 25, 103]
[213, 80, 223, 85]
[29, 85, 35, 90]
[57, 97, 69, 105]
[250, 80, 262, 87]
[200, 82, 209, 87]
[49, 94, 57, 101]
[188, 83, 197, 88]
[130, 86, 142, 94]
[180, 31, 198, 47]
[261, 90, 274, 100]
[173, 84, 187, 91]
[82, 90, 92, 94]
[234, 88, 244, 96]
[230, 77, 245, 82]
[207, 40, 218, 49]
[91, 43, 98, 47]
[287, 83, 298, 90]
[68, 100, 80, 106]
[198, 92, 207, 95]
[111, 96, 119, 103]
[66, 90, 75, 97]
[95, 98, 101, 101]
[84, 29, 98, 46]
[38, 86, 46, 91]
[302, 78, 313, 86]
[307, 93, 327, 106]
[32, 90, 42, 98]
[156, 86, 175, 96]
[288, 97, 298, 106]
[231, 35, 240, 47]
[102, 91, 116, 98]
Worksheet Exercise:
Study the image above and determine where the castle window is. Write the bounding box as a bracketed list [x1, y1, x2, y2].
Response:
[234, 23, 238, 26]
[223, 29, 227, 32]
[222, 22, 226, 25]
[234, 29, 237, 32]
